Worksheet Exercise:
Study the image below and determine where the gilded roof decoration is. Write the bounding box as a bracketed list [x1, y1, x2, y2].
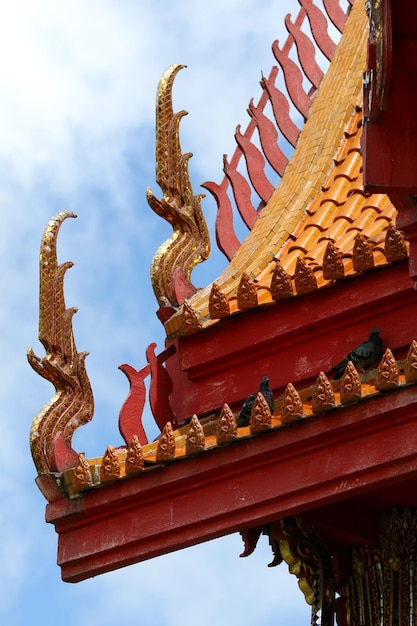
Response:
[27, 212, 94, 474]
[147, 64, 210, 308]
[60, 341, 417, 499]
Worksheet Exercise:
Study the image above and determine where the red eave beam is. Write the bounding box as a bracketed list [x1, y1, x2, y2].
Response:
[47, 384, 417, 582]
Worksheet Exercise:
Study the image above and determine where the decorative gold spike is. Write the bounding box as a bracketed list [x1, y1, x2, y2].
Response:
[100, 446, 120, 483]
[125, 435, 144, 475]
[375, 348, 399, 390]
[186, 414, 206, 455]
[237, 272, 258, 309]
[250, 392, 272, 434]
[294, 257, 317, 295]
[322, 241, 345, 280]
[73, 453, 93, 492]
[216, 404, 237, 445]
[156, 422, 176, 462]
[384, 223, 408, 262]
[340, 361, 362, 404]
[270, 260, 293, 299]
[312, 371, 336, 413]
[27, 212, 94, 475]
[209, 282, 230, 319]
[405, 340, 417, 383]
[147, 65, 210, 308]
[181, 301, 202, 335]
[352, 233, 374, 271]
[281, 383, 303, 424]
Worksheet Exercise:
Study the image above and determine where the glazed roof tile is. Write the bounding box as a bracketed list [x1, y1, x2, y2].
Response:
[164, 1, 407, 340]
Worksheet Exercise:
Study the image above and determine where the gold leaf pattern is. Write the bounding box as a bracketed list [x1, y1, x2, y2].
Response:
[156, 422, 176, 462]
[340, 361, 361, 404]
[216, 404, 237, 445]
[281, 383, 303, 423]
[250, 392, 272, 434]
[294, 257, 317, 295]
[100, 446, 120, 483]
[322, 241, 345, 279]
[237, 272, 258, 309]
[312, 371, 336, 413]
[186, 415, 205, 455]
[125, 435, 144, 475]
[147, 65, 210, 307]
[27, 212, 94, 474]
[375, 348, 399, 390]
[270, 260, 293, 299]
[209, 282, 230, 318]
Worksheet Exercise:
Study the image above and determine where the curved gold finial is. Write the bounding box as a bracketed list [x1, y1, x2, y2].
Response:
[27, 212, 94, 474]
[147, 64, 210, 308]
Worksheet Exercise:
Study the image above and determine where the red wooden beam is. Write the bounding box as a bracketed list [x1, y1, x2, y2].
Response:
[47, 384, 417, 582]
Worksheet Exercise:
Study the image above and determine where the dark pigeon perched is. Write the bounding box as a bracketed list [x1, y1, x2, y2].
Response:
[331, 328, 383, 380]
[236, 376, 274, 427]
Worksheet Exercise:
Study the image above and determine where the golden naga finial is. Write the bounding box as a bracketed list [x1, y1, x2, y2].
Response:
[27, 212, 94, 474]
[147, 64, 210, 308]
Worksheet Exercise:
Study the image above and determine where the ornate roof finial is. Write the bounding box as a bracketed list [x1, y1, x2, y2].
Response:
[27, 212, 94, 474]
[147, 64, 210, 308]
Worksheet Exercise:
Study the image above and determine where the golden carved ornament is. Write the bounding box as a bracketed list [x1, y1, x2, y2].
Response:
[27, 212, 94, 474]
[312, 372, 336, 413]
[250, 392, 272, 434]
[237, 272, 258, 309]
[270, 260, 293, 299]
[181, 301, 202, 335]
[100, 446, 121, 483]
[156, 422, 176, 462]
[209, 282, 230, 319]
[294, 257, 317, 295]
[216, 404, 237, 445]
[322, 241, 345, 280]
[352, 233, 374, 272]
[147, 64, 210, 308]
[186, 415, 205, 455]
[339, 361, 362, 404]
[384, 223, 408, 262]
[125, 435, 144, 475]
[73, 453, 93, 492]
[281, 383, 303, 424]
[405, 339, 417, 383]
[375, 347, 399, 390]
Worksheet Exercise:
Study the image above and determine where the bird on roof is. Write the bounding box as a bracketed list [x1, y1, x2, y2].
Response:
[331, 328, 383, 380]
[236, 376, 274, 427]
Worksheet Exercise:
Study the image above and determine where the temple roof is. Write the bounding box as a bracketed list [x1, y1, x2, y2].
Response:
[164, 1, 407, 339]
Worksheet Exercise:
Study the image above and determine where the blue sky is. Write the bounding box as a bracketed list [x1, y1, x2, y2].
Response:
[0, 0, 339, 623]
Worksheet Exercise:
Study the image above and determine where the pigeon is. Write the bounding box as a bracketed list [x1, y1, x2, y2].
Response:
[331, 328, 383, 380]
[236, 376, 274, 427]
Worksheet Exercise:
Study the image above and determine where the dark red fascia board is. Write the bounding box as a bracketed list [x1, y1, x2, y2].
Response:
[47, 383, 417, 582]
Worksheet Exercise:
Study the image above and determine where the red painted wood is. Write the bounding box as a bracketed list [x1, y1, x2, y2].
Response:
[167, 263, 415, 422]
[247, 99, 288, 175]
[47, 384, 417, 581]
[118, 363, 150, 446]
[147, 342, 178, 429]
[234, 125, 275, 204]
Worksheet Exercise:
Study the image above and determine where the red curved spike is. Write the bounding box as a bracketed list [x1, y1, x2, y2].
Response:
[285, 14, 323, 88]
[322, 0, 348, 33]
[248, 99, 288, 176]
[223, 156, 257, 229]
[299, 0, 338, 60]
[234, 125, 275, 204]
[262, 72, 301, 146]
[147, 342, 178, 431]
[118, 363, 150, 446]
[272, 40, 312, 118]
[202, 179, 240, 260]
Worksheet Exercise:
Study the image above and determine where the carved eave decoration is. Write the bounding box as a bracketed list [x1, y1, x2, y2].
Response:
[146, 64, 210, 312]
